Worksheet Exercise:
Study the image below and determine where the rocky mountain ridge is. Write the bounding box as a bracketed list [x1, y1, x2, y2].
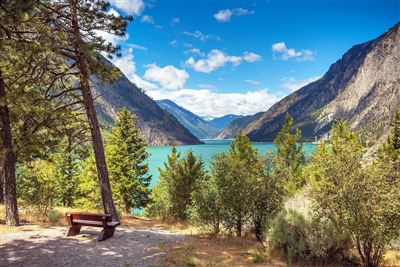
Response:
[219, 22, 400, 143]
[93, 60, 202, 146]
[156, 99, 219, 139]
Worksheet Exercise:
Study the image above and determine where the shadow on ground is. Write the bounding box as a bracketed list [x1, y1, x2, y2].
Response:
[0, 226, 183, 267]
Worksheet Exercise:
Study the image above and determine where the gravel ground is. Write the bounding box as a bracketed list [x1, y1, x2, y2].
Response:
[0, 225, 184, 267]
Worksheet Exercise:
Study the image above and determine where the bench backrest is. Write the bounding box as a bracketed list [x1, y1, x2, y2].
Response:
[67, 212, 112, 222]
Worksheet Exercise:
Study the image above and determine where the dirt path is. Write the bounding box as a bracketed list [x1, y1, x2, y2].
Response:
[0, 225, 184, 267]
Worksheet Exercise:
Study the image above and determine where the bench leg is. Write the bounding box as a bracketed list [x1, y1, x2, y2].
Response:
[66, 225, 81, 237]
[98, 227, 115, 242]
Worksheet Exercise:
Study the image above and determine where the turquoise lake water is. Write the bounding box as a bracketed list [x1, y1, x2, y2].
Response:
[146, 139, 316, 187]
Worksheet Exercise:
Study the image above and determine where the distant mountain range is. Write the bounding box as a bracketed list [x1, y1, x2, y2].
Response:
[219, 22, 400, 143]
[92, 59, 202, 146]
[156, 99, 219, 139]
[208, 114, 244, 130]
[93, 22, 399, 146]
[156, 100, 246, 139]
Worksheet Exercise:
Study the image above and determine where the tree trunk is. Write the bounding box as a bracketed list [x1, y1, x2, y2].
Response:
[0, 70, 19, 226]
[69, 0, 118, 221]
[236, 215, 242, 237]
[253, 216, 263, 242]
[0, 173, 4, 203]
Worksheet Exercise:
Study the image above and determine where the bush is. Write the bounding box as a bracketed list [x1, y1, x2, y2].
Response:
[309, 120, 400, 267]
[189, 178, 222, 234]
[145, 148, 206, 221]
[268, 209, 308, 265]
[17, 160, 57, 214]
[250, 250, 265, 263]
[47, 209, 62, 225]
[267, 208, 351, 265]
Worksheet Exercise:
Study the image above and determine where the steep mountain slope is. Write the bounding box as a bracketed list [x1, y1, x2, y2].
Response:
[208, 114, 244, 130]
[92, 64, 202, 146]
[216, 112, 263, 139]
[233, 23, 400, 142]
[156, 99, 219, 139]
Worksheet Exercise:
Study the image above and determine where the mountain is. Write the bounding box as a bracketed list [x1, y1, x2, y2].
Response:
[208, 114, 244, 130]
[92, 61, 202, 146]
[156, 99, 219, 139]
[220, 23, 400, 143]
[216, 112, 263, 139]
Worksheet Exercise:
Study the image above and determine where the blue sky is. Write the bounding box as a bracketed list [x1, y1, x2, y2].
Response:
[104, 0, 400, 118]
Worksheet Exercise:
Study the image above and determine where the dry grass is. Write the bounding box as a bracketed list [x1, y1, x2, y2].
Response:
[384, 250, 400, 267]
[1, 205, 399, 267]
[162, 234, 282, 267]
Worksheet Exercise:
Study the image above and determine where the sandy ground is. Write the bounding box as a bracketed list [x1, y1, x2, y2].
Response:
[0, 224, 184, 267]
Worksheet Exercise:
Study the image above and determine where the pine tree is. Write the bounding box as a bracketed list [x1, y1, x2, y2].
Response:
[171, 150, 206, 220]
[145, 146, 180, 219]
[146, 147, 206, 221]
[215, 132, 260, 236]
[38, 0, 132, 220]
[53, 115, 90, 207]
[274, 113, 305, 193]
[310, 119, 400, 267]
[107, 108, 151, 213]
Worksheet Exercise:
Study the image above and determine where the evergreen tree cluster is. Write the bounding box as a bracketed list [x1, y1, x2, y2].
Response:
[148, 113, 400, 267]
[0, 0, 136, 225]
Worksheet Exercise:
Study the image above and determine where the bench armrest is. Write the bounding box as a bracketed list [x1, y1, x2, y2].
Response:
[66, 213, 73, 226]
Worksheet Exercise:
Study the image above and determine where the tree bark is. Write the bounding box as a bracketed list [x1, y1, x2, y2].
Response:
[236, 215, 242, 237]
[69, 0, 118, 221]
[0, 69, 19, 226]
[0, 173, 4, 204]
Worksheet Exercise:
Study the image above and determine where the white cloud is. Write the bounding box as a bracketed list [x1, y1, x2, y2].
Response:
[144, 64, 189, 90]
[170, 39, 178, 47]
[245, 80, 260, 86]
[184, 48, 205, 57]
[183, 30, 220, 42]
[243, 52, 262, 62]
[185, 50, 262, 73]
[214, 8, 254, 22]
[109, 0, 145, 16]
[281, 76, 320, 92]
[147, 88, 277, 117]
[107, 8, 120, 17]
[140, 14, 162, 28]
[111, 48, 136, 79]
[141, 15, 154, 24]
[94, 30, 129, 46]
[109, 48, 158, 91]
[108, 50, 277, 117]
[271, 42, 316, 61]
[127, 43, 147, 51]
[197, 84, 216, 90]
[170, 17, 180, 25]
[133, 74, 159, 91]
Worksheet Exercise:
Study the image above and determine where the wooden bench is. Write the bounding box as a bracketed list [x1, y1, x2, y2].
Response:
[65, 212, 120, 241]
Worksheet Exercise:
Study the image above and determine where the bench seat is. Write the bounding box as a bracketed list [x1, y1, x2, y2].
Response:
[65, 212, 120, 241]
[72, 219, 121, 227]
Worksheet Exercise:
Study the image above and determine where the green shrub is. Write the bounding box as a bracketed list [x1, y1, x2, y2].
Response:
[17, 160, 57, 214]
[268, 209, 308, 265]
[267, 208, 351, 265]
[145, 147, 206, 221]
[47, 209, 62, 225]
[250, 250, 265, 263]
[189, 178, 222, 235]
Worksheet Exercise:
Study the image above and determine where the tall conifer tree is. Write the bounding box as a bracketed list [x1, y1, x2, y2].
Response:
[107, 109, 151, 213]
[38, 0, 132, 220]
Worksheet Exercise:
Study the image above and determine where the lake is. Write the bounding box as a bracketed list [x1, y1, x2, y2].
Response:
[146, 139, 316, 187]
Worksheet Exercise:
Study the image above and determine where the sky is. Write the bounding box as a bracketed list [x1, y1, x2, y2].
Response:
[102, 0, 400, 118]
